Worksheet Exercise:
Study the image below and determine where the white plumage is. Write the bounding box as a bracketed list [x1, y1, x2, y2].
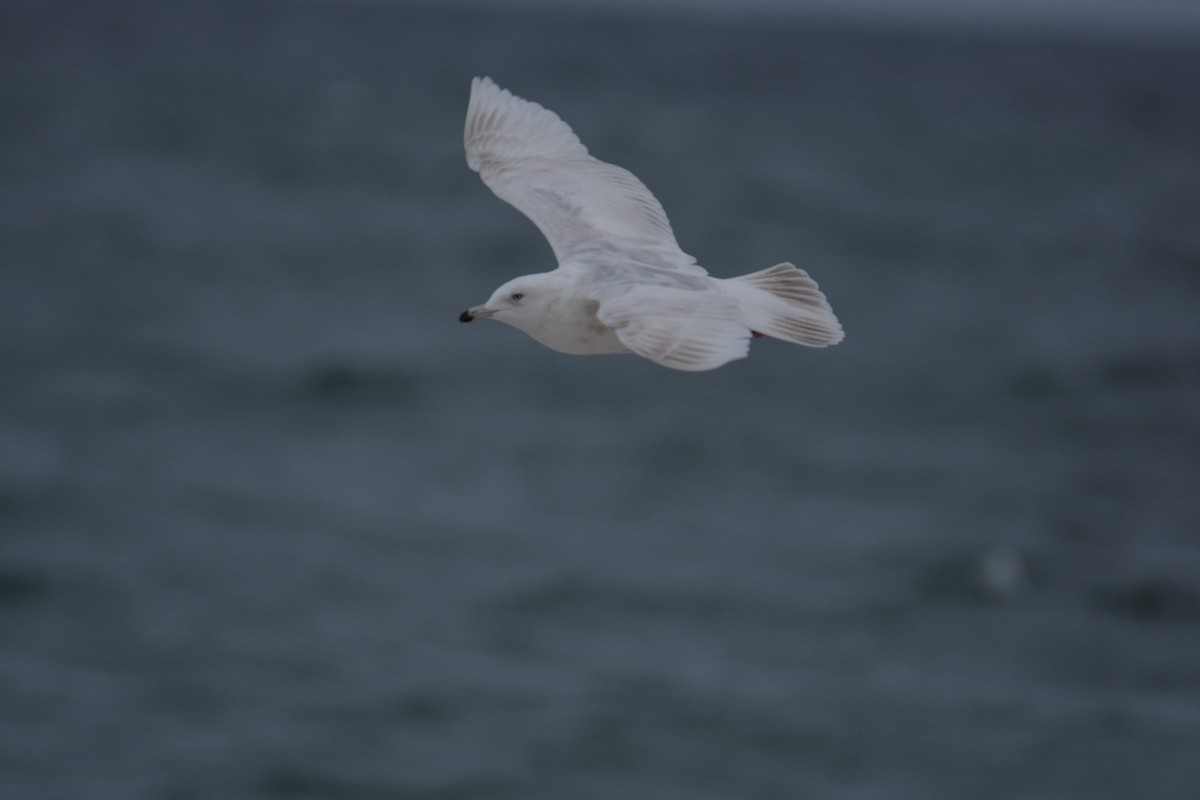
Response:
[460, 76, 844, 371]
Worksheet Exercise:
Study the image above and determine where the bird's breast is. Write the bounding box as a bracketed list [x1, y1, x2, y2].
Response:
[529, 297, 629, 355]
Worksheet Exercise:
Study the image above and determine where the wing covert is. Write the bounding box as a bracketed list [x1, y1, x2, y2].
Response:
[592, 285, 751, 371]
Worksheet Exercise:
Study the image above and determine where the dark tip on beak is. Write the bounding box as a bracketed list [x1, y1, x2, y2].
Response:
[459, 310, 473, 323]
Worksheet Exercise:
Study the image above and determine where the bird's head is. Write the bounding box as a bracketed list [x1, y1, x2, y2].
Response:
[458, 273, 558, 336]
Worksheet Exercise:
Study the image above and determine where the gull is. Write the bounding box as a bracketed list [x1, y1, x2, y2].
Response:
[459, 77, 843, 371]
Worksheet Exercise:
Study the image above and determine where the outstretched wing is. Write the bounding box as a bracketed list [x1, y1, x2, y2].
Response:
[464, 77, 696, 266]
[592, 284, 751, 372]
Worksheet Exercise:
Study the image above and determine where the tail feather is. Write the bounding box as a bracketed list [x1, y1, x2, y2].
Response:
[728, 262, 844, 347]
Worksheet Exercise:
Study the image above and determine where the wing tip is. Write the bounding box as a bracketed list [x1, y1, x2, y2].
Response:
[468, 75, 499, 107]
[465, 77, 587, 172]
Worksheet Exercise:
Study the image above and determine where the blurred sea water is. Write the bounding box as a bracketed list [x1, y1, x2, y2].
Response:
[2, 1, 1200, 798]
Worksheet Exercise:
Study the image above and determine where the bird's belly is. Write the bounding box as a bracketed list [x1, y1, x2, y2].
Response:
[530, 319, 629, 355]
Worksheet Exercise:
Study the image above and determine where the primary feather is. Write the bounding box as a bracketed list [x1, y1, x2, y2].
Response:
[465, 76, 693, 266]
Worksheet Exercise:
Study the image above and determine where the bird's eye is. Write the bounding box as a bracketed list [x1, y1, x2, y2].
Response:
[510, 292, 525, 302]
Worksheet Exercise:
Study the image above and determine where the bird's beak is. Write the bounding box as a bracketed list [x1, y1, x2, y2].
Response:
[459, 304, 493, 322]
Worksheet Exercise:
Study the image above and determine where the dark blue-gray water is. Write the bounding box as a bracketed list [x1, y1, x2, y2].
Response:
[3, 1, 1200, 798]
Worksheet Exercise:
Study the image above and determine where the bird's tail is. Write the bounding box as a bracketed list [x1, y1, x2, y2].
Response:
[727, 262, 844, 347]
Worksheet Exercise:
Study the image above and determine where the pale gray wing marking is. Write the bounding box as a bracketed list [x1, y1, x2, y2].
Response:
[465, 77, 696, 266]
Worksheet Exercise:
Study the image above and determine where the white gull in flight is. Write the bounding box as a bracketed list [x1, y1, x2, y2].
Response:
[459, 77, 844, 371]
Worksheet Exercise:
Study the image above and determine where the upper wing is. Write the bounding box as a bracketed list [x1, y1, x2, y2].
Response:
[592, 284, 751, 372]
[465, 77, 696, 266]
